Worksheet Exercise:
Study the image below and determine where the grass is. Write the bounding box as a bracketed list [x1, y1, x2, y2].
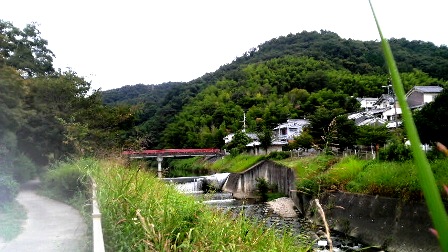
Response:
[88, 157, 311, 251]
[166, 157, 209, 177]
[0, 201, 27, 241]
[369, 1, 448, 250]
[211, 154, 265, 173]
[279, 155, 448, 201]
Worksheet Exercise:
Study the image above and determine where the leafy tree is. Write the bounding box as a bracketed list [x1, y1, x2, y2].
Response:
[307, 107, 356, 151]
[17, 70, 102, 164]
[356, 124, 391, 147]
[225, 131, 251, 154]
[0, 20, 55, 77]
[290, 129, 313, 151]
[257, 126, 273, 154]
[414, 88, 448, 145]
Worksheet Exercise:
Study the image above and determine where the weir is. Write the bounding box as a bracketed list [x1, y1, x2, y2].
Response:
[220, 159, 440, 252]
[168, 171, 378, 251]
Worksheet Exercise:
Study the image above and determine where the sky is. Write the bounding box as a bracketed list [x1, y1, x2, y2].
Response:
[1, 0, 447, 91]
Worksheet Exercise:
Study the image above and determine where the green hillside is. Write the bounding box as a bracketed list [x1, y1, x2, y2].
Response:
[102, 30, 448, 150]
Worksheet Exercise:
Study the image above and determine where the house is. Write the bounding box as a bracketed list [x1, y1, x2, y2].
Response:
[373, 94, 396, 109]
[272, 119, 309, 143]
[223, 132, 258, 145]
[406, 86, 443, 109]
[348, 108, 388, 126]
[357, 97, 378, 110]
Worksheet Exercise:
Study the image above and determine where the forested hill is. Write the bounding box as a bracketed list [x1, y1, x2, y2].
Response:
[101, 30, 448, 150]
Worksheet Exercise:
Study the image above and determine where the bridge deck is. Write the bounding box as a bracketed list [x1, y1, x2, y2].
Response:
[122, 148, 222, 158]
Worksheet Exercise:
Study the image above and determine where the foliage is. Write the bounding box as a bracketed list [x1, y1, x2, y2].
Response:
[0, 20, 55, 77]
[279, 154, 448, 201]
[166, 157, 209, 177]
[211, 154, 264, 173]
[99, 29, 448, 151]
[356, 124, 391, 147]
[11, 153, 36, 183]
[378, 140, 412, 161]
[308, 110, 357, 152]
[289, 129, 314, 151]
[344, 161, 421, 199]
[225, 130, 251, 155]
[0, 175, 19, 205]
[256, 126, 273, 154]
[369, 3, 448, 249]
[41, 160, 89, 202]
[414, 88, 448, 145]
[266, 151, 290, 160]
[256, 177, 270, 202]
[0, 201, 26, 241]
[92, 158, 309, 251]
[255, 177, 285, 202]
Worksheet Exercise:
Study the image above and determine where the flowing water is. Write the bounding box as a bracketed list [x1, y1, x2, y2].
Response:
[168, 174, 383, 252]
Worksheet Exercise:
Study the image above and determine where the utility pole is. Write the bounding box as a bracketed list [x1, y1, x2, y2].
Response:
[242, 111, 247, 133]
[382, 80, 398, 130]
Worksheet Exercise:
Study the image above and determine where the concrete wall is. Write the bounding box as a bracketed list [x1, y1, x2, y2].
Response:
[223, 160, 442, 252]
[299, 191, 441, 252]
[222, 160, 295, 199]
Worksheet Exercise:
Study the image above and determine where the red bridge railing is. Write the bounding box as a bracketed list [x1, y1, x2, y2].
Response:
[122, 148, 222, 158]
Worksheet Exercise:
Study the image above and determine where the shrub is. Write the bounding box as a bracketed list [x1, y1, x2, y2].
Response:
[379, 140, 412, 161]
[0, 175, 19, 205]
[42, 161, 88, 201]
[12, 153, 36, 183]
[267, 151, 290, 160]
[256, 177, 270, 202]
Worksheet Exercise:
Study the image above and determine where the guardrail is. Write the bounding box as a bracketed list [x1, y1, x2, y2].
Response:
[92, 180, 105, 252]
[122, 148, 222, 157]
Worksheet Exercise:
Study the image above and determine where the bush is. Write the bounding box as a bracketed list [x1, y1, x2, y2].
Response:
[42, 161, 88, 201]
[12, 153, 36, 183]
[256, 177, 270, 202]
[267, 151, 290, 160]
[379, 140, 412, 161]
[0, 175, 19, 205]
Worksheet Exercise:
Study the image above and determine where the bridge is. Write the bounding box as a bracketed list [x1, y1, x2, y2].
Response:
[122, 148, 222, 177]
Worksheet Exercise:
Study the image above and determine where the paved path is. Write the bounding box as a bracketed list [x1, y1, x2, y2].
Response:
[0, 179, 89, 252]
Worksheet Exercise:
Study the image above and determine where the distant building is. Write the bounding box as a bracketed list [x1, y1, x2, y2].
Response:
[373, 94, 396, 109]
[406, 86, 443, 109]
[273, 119, 309, 143]
[356, 97, 378, 110]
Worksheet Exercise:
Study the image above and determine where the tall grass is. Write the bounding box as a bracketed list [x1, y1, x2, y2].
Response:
[281, 155, 448, 201]
[345, 161, 421, 199]
[369, 1, 448, 250]
[211, 154, 265, 173]
[92, 158, 310, 251]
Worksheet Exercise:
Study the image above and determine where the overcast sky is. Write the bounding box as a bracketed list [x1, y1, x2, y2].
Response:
[1, 0, 447, 91]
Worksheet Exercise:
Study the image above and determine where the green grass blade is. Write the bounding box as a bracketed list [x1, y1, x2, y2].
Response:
[369, 1, 448, 250]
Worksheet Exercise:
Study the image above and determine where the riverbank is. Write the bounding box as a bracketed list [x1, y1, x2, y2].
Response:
[223, 159, 442, 251]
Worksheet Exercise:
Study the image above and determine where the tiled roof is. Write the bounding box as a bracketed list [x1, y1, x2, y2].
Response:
[413, 86, 443, 93]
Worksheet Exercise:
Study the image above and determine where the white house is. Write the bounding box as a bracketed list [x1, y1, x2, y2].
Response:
[357, 97, 378, 110]
[273, 119, 309, 143]
[406, 86, 443, 109]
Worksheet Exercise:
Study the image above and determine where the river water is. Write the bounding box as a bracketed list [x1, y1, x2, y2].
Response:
[172, 177, 384, 252]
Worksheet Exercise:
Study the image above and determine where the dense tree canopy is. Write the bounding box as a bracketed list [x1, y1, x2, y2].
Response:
[414, 88, 448, 145]
[2, 20, 448, 180]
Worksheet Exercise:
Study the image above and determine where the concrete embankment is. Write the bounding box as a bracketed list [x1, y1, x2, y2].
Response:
[222, 160, 441, 252]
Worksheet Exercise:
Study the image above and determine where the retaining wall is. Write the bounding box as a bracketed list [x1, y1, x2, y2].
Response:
[223, 160, 441, 252]
[222, 160, 296, 199]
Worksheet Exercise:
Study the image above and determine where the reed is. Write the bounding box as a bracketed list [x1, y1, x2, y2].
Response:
[92, 158, 310, 251]
[369, 1, 448, 250]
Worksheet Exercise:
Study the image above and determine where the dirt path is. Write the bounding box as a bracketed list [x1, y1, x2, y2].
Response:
[0, 179, 88, 252]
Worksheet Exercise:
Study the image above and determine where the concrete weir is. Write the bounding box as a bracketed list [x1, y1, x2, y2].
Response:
[222, 160, 441, 252]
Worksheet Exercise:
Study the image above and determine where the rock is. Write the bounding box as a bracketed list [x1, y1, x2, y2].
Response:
[266, 197, 298, 218]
